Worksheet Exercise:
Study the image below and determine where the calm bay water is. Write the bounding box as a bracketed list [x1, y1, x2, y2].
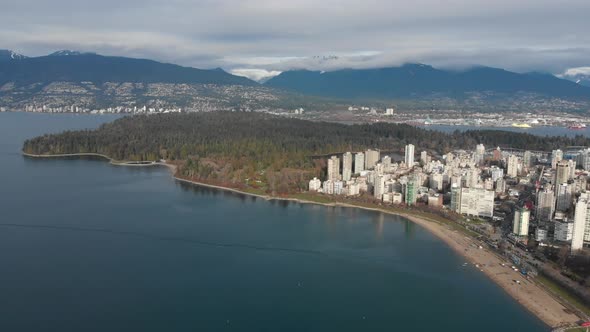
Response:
[0, 112, 548, 331]
[426, 124, 590, 138]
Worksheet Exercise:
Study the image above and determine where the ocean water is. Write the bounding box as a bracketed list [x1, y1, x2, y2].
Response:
[425, 124, 590, 138]
[0, 112, 547, 331]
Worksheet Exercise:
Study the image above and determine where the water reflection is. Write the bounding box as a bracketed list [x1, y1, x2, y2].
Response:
[373, 213, 384, 239]
[404, 219, 416, 239]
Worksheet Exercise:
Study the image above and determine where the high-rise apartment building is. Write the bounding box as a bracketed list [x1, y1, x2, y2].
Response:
[513, 208, 530, 237]
[365, 149, 380, 170]
[405, 144, 415, 168]
[327, 156, 340, 181]
[354, 152, 365, 174]
[342, 152, 353, 181]
[459, 188, 494, 218]
[536, 188, 555, 222]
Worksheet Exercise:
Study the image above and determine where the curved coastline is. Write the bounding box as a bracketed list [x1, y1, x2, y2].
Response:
[22, 152, 168, 167]
[21, 151, 584, 329]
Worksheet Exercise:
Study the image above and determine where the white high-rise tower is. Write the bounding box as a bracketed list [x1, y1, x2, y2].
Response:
[405, 144, 415, 168]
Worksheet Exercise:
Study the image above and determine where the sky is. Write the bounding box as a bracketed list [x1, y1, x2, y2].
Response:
[1, 0, 589, 81]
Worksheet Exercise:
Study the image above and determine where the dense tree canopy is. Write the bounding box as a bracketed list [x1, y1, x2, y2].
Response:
[23, 112, 590, 193]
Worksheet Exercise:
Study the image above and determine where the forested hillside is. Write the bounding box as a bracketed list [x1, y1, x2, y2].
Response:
[23, 112, 590, 193]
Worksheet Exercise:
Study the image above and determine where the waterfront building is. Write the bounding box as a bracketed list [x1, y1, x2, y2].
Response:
[536, 188, 555, 222]
[354, 152, 365, 174]
[512, 208, 530, 237]
[572, 195, 587, 251]
[459, 188, 494, 218]
[333, 181, 344, 195]
[327, 155, 340, 181]
[405, 144, 415, 169]
[347, 182, 360, 196]
[342, 152, 353, 181]
[356, 177, 369, 192]
[323, 180, 334, 195]
[382, 193, 392, 203]
[365, 149, 380, 170]
[392, 192, 403, 204]
[309, 177, 322, 192]
[450, 184, 461, 213]
[428, 194, 442, 207]
[374, 175, 386, 199]
[404, 176, 418, 206]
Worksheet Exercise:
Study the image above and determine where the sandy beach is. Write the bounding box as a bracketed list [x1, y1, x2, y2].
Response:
[404, 215, 580, 328]
[21, 153, 584, 328]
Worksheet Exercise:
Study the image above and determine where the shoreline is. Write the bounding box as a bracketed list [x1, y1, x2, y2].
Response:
[21, 152, 584, 329]
[22, 152, 169, 168]
[171, 176, 581, 329]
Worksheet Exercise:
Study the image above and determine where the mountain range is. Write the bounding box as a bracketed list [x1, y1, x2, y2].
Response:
[0, 50, 255, 86]
[1, 49, 589, 112]
[265, 64, 590, 100]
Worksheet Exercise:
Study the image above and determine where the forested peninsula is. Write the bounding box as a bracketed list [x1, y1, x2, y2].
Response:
[23, 112, 590, 194]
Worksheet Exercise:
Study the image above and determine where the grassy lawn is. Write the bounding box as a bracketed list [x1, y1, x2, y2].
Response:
[536, 275, 590, 317]
[565, 328, 588, 332]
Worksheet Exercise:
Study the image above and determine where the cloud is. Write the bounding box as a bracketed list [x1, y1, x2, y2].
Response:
[230, 69, 282, 82]
[1, 0, 589, 74]
[563, 67, 590, 77]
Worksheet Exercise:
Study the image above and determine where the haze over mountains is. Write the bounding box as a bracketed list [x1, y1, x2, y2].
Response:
[1, 49, 590, 112]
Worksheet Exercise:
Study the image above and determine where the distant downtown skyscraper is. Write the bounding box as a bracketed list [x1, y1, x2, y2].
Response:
[405, 144, 414, 168]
